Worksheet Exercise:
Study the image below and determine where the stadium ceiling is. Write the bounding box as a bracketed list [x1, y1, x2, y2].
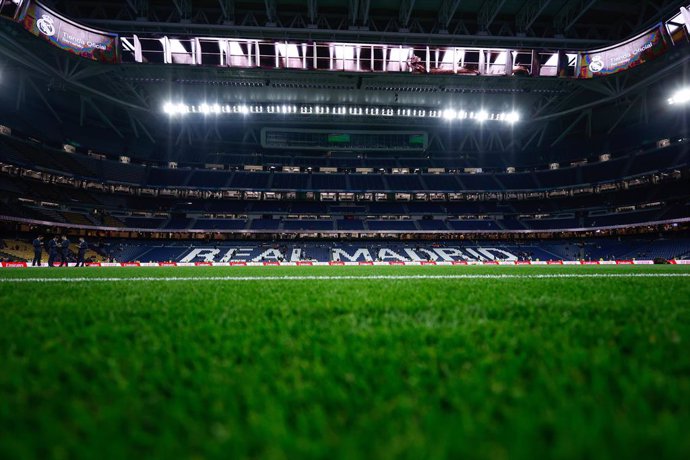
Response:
[1, 1, 689, 157]
[51, 0, 687, 47]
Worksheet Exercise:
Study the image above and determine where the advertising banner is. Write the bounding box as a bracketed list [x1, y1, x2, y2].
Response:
[1, 262, 28, 268]
[22, 0, 118, 63]
[579, 24, 668, 78]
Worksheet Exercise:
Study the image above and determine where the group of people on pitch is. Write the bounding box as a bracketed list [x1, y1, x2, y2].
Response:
[31, 235, 89, 267]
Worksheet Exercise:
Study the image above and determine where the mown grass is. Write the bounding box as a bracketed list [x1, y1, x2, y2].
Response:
[1, 266, 689, 459]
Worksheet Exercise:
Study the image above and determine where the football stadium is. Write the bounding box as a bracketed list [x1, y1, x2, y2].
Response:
[1, 0, 690, 457]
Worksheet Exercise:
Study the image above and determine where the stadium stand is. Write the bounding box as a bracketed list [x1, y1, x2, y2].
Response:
[74, 237, 690, 264]
[0, 0, 688, 249]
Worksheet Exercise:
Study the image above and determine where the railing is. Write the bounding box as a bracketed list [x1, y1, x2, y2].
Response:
[5, 0, 690, 79]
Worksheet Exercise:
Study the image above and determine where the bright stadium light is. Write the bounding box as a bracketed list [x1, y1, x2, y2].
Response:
[163, 102, 190, 116]
[162, 102, 524, 123]
[668, 88, 690, 105]
[442, 109, 457, 120]
[505, 111, 520, 124]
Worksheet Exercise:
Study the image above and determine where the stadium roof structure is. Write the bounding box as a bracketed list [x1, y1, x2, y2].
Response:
[0, 0, 689, 160]
[53, 0, 683, 45]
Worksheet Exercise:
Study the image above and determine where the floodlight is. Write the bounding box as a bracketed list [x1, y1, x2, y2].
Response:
[505, 111, 520, 124]
[669, 88, 690, 105]
[442, 109, 457, 120]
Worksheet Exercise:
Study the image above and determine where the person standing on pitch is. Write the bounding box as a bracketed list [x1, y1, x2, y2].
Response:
[59, 235, 70, 267]
[32, 235, 44, 266]
[48, 236, 59, 267]
[76, 237, 88, 267]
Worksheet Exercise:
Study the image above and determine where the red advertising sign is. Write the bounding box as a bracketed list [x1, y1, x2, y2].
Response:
[22, 0, 119, 63]
[1, 261, 27, 268]
[579, 24, 668, 78]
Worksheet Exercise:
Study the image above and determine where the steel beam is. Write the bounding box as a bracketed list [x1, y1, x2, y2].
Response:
[264, 0, 277, 25]
[477, 0, 507, 33]
[550, 110, 590, 147]
[172, 0, 192, 22]
[399, 0, 415, 29]
[438, 0, 463, 30]
[82, 97, 125, 138]
[82, 16, 609, 47]
[218, 0, 235, 23]
[307, 0, 318, 25]
[26, 77, 62, 123]
[126, 0, 149, 20]
[516, 0, 553, 33]
[349, 0, 370, 27]
[554, 0, 598, 33]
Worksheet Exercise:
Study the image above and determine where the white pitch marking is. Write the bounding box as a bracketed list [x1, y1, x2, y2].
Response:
[0, 274, 689, 283]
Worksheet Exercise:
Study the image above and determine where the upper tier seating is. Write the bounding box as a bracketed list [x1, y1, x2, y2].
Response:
[2, 135, 688, 194]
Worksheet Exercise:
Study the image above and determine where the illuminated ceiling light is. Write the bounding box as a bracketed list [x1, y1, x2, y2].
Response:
[442, 109, 457, 120]
[160, 102, 520, 123]
[669, 88, 690, 105]
[505, 111, 520, 123]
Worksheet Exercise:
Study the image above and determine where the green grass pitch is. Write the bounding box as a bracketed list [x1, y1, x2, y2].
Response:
[1, 265, 690, 459]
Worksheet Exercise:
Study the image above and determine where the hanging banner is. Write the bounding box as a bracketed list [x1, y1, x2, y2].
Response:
[21, 0, 118, 63]
[579, 24, 669, 78]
